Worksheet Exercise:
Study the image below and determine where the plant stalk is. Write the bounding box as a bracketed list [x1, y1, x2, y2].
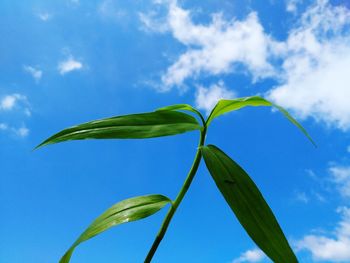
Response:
[144, 127, 207, 262]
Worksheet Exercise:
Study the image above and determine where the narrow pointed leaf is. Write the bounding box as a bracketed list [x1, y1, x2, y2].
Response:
[157, 104, 200, 116]
[201, 145, 298, 263]
[60, 194, 171, 263]
[156, 104, 205, 125]
[206, 96, 315, 146]
[36, 111, 201, 149]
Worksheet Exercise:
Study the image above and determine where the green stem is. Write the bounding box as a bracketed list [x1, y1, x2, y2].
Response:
[144, 127, 207, 263]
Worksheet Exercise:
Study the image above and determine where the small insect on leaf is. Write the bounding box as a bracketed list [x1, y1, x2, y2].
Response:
[206, 96, 316, 146]
[35, 110, 201, 149]
[60, 194, 171, 263]
[201, 145, 298, 263]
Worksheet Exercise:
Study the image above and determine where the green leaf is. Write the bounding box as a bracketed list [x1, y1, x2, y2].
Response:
[201, 145, 298, 263]
[60, 194, 171, 263]
[156, 104, 205, 125]
[206, 96, 315, 146]
[36, 111, 201, 149]
[156, 104, 200, 116]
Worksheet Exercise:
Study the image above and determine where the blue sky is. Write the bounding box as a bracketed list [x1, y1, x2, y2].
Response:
[1, 0, 350, 262]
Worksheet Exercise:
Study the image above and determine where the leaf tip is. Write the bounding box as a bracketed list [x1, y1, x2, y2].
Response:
[33, 140, 51, 151]
[311, 139, 318, 148]
[33, 143, 44, 151]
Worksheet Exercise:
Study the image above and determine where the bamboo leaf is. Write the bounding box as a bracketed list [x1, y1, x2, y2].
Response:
[156, 104, 205, 125]
[157, 104, 201, 116]
[60, 194, 171, 263]
[206, 96, 315, 146]
[201, 145, 298, 263]
[36, 111, 201, 149]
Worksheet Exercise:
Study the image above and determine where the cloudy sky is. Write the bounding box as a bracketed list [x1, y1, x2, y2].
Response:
[1, 0, 350, 262]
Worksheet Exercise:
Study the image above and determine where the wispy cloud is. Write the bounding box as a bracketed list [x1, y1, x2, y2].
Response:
[0, 123, 8, 130]
[37, 12, 52, 21]
[144, 0, 350, 130]
[297, 206, 350, 262]
[292, 169, 328, 205]
[24, 65, 42, 82]
[294, 191, 310, 204]
[98, 0, 127, 21]
[1, 95, 18, 111]
[0, 94, 27, 111]
[139, 11, 168, 33]
[0, 123, 29, 138]
[15, 126, 29, 137]
[58, 57, 83, 75]
[232, 248, 265, 263]
[267, 0, 350, 130]
[0, 94, 31, 138]
[286, 0, 302, 13]
[144, 0, 350, 131]
[330, 165, 350, 198]
[195, 81, 235, 115]
[295, 162, 350, 261]
[144, 0, 277, 91]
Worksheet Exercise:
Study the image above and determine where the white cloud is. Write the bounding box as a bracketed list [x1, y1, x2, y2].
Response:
[15, 127, 29, 138]
[24, 65, 42, 82]
[1, 95, 17, 110]
[0, 94, 27, 111]
[0, 123, 8, 130]
[139, 11, 168, 33]
[295, 191, 310, 204]
[267, 0, 350, 130]
[232, 248, 265, 263]
[313, 191, 326, 203]
[292, 170, 328, 204]
[297, 207, 350, 262]
[0, 94, 31, 138]
[296, 163, 350, 261]
[330, 165, 350, 198]
[0, 122, 29, 138]
[195, 81, 236, 115]
[145, 0, 350, 131]
[58, 57, 83, 75]
[98, 0, 127, 21]
[286, 0, 302, 13]
[37, 12, 52, 21]
[145, 0, 278, 91]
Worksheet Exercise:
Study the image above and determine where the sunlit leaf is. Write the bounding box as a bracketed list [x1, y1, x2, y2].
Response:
[36, 111, 201, 149]
[60, 194, 171, 263]
[157, 104, 200, 115]
[156, 104, 205, 124]
[201, 145, 298, 263]
[206, 96, 315, 146]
